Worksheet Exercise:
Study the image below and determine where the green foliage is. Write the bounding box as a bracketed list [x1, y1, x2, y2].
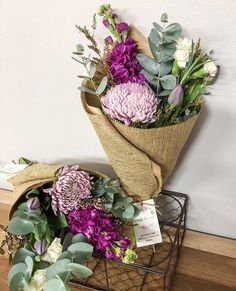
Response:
[92, 178, 140, 220]
[44, 277, 68, 291]
[8, 217, 34, 236]
[137, 13, 182, 96]
[73, 44, 108, 96]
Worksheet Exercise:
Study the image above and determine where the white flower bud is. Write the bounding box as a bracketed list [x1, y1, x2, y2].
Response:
[174, 37, 192, 68]
[28, 269, 46, 291]
[42, 238, 62, 264]
[203, 61, 217, 77]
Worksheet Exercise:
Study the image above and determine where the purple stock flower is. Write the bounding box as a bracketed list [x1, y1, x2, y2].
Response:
[115, 22, 129, 33]
[67, 204, 130, 259]
[101, 82, 158, 126]
[103, 19, 110, 27]
[27, 197, 40, 210]
[44, 166, 93, 215]
[105, 36, 113, 45]
[34, 239, 46, 256]
[109, 37, 145, 84]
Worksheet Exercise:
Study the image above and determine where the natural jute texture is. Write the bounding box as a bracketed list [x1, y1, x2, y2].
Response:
[81, 92, 199, 200]
[8, 163, 108, 218]
[80, 26, 199, 200]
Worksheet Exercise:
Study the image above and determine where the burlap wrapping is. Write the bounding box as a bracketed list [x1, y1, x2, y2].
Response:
[81, 93, 198, 200]
[80, 26, 200, 200]
[8, 163, 108, 218]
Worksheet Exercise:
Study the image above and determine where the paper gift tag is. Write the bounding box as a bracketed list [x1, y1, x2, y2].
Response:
[132, 199, 162, 247]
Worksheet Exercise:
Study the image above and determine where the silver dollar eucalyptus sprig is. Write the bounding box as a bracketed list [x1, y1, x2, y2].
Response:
[137, 13, 182, 97]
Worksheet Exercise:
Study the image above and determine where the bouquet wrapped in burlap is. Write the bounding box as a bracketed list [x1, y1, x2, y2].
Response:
[81, 27, 199, 200]
[8, 163, 108, 218]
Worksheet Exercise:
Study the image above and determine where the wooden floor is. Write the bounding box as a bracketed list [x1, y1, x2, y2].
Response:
[0, 189, 236, 291]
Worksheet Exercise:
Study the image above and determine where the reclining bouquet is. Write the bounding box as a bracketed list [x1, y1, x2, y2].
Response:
[74, 4, 219, 200]
[1, 163, 138, 291]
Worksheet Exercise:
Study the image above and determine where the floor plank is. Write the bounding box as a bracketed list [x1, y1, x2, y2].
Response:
[171, 274, 236, 291]
[176, 247, 236, 288]
[184, 230, 236, 259]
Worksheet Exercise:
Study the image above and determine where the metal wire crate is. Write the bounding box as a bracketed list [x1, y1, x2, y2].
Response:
[70, 190, 188, 291]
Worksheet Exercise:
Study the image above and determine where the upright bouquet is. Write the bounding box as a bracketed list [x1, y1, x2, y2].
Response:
[74, 4, 219, 199]
[1, 163, 138, 291]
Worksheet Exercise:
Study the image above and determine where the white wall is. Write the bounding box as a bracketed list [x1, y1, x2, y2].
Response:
[0, 0, 236, 238]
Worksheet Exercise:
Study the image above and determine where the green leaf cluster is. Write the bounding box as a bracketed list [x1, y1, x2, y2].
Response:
[137, 13, 182, 96]
[8, 233, 93, 291]
[73, 44, 108, 96]
[92, 178, 140, 220]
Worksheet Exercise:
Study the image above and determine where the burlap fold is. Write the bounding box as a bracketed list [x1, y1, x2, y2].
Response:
[81, 92, 199, 200]
[8, 163, 108, 218]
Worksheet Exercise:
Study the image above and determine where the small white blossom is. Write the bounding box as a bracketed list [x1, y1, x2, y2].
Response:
[174, 37, 192, 68]
[28, 269, 46, 291]
[42, 238, 62, 264]
[203, 61, 217, 77]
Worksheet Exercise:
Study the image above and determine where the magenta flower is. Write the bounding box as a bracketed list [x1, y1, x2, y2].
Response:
[101, 82, 158, 126]
[44, 166, 93, 215]
[115, 22, 129, 33]
[105, 36, 113, 45]
[109, 37, 145, 84]
[103, 19, 109, 27]
[67, 205, 131, 260]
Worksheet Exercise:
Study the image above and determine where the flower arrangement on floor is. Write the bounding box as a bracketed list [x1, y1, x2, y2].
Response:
[74, 4, 219, 199]
[1, 164, 138, 291]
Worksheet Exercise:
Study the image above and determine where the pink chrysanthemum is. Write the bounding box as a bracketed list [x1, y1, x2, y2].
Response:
[44, 165, 93, 214]
[101, 82, 158, 126]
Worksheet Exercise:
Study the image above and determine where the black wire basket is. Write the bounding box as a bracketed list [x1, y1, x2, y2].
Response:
[70, 190, 188, 291]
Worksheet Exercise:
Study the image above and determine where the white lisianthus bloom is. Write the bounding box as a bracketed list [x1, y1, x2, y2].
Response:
[174, 37, 192, 68]
[203, 61, 217, 77]
[28, 269, 46, 291]
[42, 237, 62, 264]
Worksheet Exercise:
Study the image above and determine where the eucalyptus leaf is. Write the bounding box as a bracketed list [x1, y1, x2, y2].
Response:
[76, 44, 84, 54]
[148, 37, 160, 60]
[25, 256, 33, 281]
[72, 233, 88, 244]
[161, 13, 168, 23]
[12, 210, 29, 219]
[89, 62, 96, 78]
[96, 76, 108, 95]
[113, 197, 133, 209]
[77, 75, 91, 79]
[13, 248, 35, 265]
[68, 242, 93, 260]
[62, 233, 73, 252]
[164, 23, 182, 40]
[46, 259, 71, 281]
[78, 86, 97, 95]
[68, 263, 93, 279]
[18, 202, 28, 211]
[8, 217, 34, 235]
[9, 272, 28, 291]
[153, 22, 163, 32]
[160, 75, 176, 90]
[57, 251, 72, 261]
[158, 90, 172, 97]
[8, 263, 27, 285]
[122, 205, 135, 219]
[44, 277, 68, 291]
[149, 28, 161, 44]
[141, 69, 158, 86]
[159, 61, 173, 76]
[137, 54, 159, 75]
